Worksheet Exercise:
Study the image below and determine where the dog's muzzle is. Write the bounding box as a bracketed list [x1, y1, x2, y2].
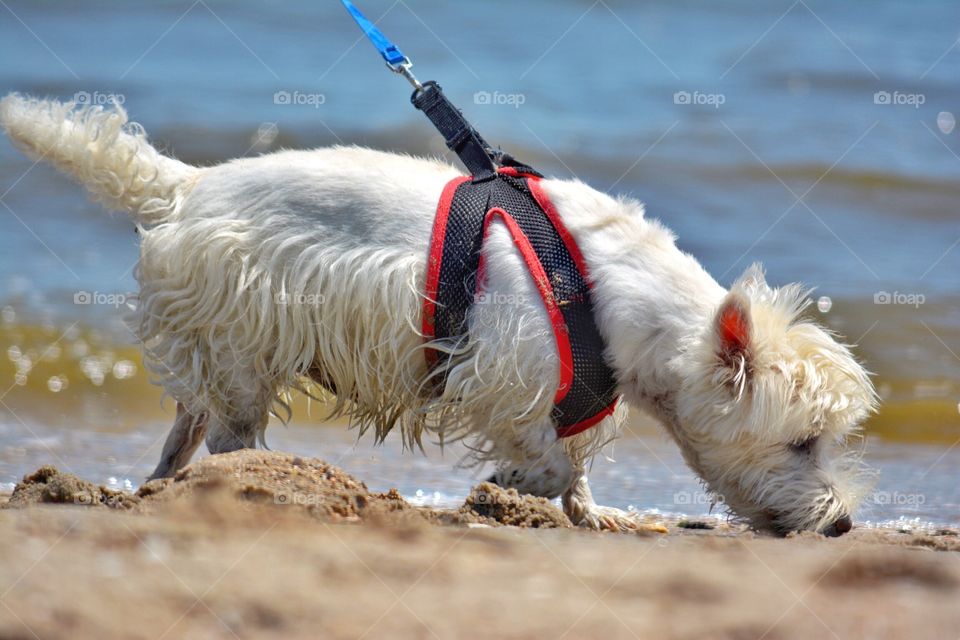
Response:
[821, 514, 854, 537]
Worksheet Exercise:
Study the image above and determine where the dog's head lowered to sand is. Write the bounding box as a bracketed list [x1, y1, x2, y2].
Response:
[670, 266, 877, 535]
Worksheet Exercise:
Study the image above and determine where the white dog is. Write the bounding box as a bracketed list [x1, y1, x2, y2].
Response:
[0, 94, 877, 535]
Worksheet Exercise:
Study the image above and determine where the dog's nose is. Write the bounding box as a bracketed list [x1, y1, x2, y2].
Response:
[823, 515, 853, 537]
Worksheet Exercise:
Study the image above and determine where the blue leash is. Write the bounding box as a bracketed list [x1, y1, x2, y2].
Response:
[340, 0, 529, 179]
[340, 0, 407, 66]
[340, 0, 421, 90]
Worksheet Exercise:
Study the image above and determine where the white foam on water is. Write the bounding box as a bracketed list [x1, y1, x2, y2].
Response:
[405, 489, 460, 508]
[859, 515, 948, 535]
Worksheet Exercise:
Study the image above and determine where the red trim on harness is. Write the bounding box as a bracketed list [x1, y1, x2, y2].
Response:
[497, 166, 536, 178]
[526, 177, 593, 287]
[477, 208, 574, 405]
[423, 176, 471, 366]
[555, 398, 619, 438]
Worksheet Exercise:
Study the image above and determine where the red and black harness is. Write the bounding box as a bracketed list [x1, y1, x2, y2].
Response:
[414, 82, 620, 437]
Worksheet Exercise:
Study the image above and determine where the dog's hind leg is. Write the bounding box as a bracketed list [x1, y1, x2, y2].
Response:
[204, 384, 275, 455]
[486, 419, 576, 499]
[148, 403, 208, 480]
[205, 411, 267, 455]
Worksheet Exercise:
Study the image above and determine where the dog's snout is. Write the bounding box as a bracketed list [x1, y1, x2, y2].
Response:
[833, 514, 854, 534]
[823, 514, 853, 537]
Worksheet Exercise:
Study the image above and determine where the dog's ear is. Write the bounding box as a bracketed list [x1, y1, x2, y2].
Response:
[714, 291, 752, 368]
[734, 263, 768, 293]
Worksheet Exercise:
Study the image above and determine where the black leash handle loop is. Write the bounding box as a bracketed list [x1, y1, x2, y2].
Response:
[411, 81, 497, 180]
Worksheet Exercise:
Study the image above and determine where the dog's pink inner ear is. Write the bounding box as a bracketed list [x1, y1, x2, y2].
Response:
[716, 295, 751, 361]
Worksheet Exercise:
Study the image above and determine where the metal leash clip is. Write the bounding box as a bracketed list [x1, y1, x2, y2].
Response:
[386, 59, 422, 93]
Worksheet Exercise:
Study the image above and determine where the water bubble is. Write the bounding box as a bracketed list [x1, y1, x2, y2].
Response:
[14, 372, 27, 386]
[81, 356, 108, 386]
[6, 345, 21, 362]
[252, 122, 279, 149]
[112, 360, 137, 380]
[15, 355, 33, 373]
[71, 340, 89, 358]
[1, 306, 14, 324]
[817, 296, 832, 313]
[938, 111, 956, 135]
[47, 376, 64, 393]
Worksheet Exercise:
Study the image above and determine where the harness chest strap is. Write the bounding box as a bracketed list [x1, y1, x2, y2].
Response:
[422, 169, 620, 438]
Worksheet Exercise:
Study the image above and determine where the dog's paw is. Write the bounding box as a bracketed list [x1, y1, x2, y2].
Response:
[578, 505, 667, 535]
[578, 505, 637, 532]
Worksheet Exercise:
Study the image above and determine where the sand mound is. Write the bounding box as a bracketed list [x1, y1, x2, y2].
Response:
[135, 449, 419, 523]
[4, 452, 573, 529]
[4, 465, 140, 510]
[456, 481, 572, 528]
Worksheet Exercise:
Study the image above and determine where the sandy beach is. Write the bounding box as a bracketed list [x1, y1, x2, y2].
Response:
[1, 450, 957, 640]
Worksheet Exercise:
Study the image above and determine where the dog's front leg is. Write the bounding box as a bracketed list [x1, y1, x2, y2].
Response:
[562, 472, 653, 532]
[148, 403, 208, 480]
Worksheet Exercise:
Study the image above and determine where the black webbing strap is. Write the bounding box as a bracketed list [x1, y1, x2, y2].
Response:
[412, 81, 498, 180]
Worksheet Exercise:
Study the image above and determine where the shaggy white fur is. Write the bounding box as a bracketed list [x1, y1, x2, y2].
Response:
[0, 94, 877, 535]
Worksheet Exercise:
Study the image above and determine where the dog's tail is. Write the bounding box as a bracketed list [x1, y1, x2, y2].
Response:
[0, 93, 197, 224]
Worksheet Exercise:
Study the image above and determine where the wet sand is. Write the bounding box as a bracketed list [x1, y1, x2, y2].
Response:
[1, 450, 958, 639]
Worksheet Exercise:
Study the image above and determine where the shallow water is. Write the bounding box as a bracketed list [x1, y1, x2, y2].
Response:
[1, 413, 957, 530]
[0, 2, 957, 527]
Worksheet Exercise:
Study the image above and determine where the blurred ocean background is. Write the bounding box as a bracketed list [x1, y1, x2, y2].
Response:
[0, 0, 957, 527]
